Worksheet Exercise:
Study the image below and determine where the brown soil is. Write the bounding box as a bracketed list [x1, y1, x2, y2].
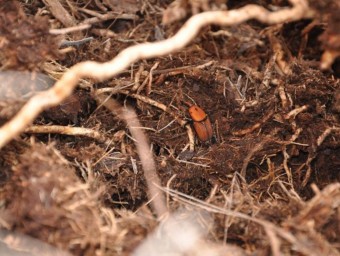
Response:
[0, 0, 339, 255]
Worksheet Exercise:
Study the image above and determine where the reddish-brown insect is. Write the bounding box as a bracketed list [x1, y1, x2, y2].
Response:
[188, 105, 213, 142]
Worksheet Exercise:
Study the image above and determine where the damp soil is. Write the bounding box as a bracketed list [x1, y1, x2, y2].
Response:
[0, 0, 339, 255]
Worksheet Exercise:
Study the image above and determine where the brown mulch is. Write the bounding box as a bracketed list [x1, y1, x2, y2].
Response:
[0, 0, 339, 255]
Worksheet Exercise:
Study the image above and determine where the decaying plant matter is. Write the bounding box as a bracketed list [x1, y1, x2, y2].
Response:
[0, 0, 313, 149]
[0, 0, 339, 255]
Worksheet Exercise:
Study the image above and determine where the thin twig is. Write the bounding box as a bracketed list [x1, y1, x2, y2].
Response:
[232, 110, 274, 136]
[49, 24, 91, 35]
[284, 105, 308, 119]
[60, 37, 94, 47]
[277, 83, 290, 111]
[78, 9, 139, 25]
[317, 126, 340, 146]
[43, 0, 77, 28]
[25, 125, 112, 146]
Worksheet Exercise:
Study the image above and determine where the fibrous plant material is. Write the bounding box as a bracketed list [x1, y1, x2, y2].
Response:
[95, 94, 167, 217]
[95, 88, 195, 151]
[0, 0, 313, 149]
[1, 0, 339, 255]
[0, 1, 60, 69]
[1, 143, 113, 254]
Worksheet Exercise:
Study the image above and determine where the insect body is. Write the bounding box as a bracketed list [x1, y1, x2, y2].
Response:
[188, 105, 213, 142]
